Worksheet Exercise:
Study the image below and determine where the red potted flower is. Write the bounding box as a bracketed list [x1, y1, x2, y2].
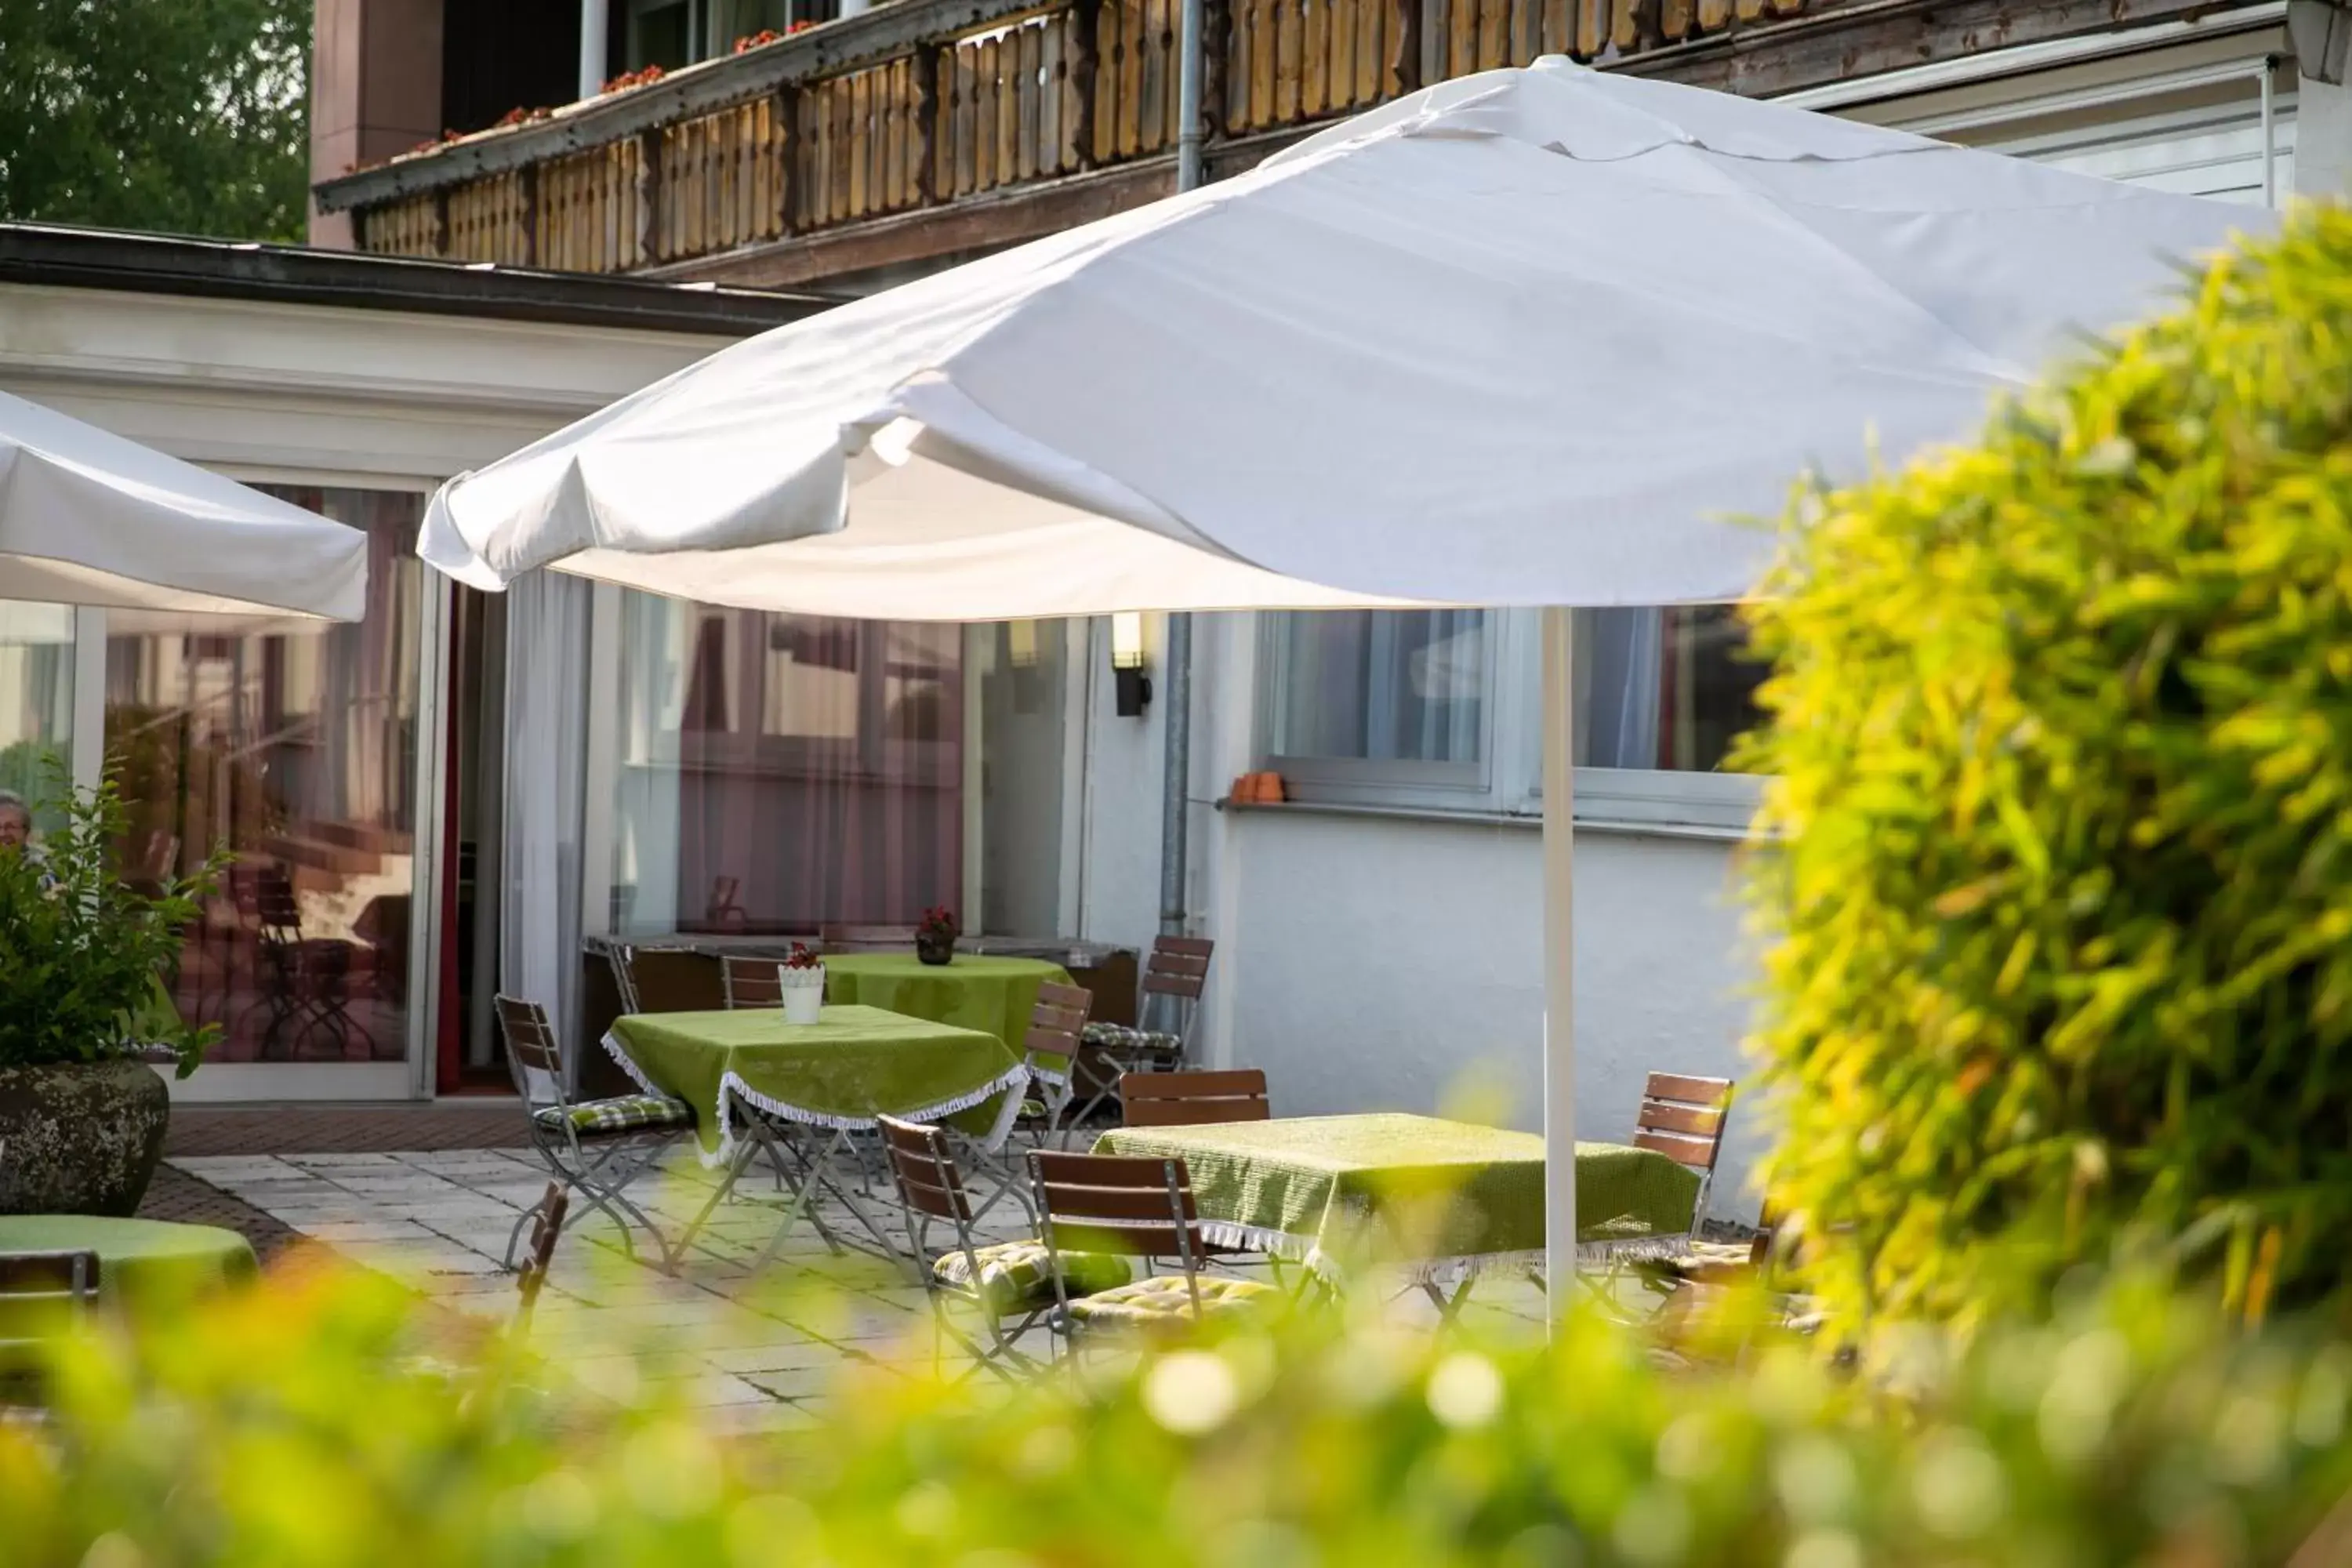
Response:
[916, 906, 959, 967]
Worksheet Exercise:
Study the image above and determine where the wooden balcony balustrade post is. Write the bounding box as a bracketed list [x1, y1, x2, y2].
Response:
[1070, 0, 1103, 169]
[1388, 0, 1422, 94]
[430, 188, 452, 260]
[1201, 0, 1232, 143]
[637, 126, 665, 269]
[774, 84, 801, 236]
[518, 163, 540, 267]
[910, 42, 945, 204]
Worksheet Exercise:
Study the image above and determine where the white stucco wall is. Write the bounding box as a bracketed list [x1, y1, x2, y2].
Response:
[1073, 609, 1770, 1224]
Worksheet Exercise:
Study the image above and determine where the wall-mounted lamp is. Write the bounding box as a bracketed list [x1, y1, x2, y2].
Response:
[1111, 611, 1152, 717]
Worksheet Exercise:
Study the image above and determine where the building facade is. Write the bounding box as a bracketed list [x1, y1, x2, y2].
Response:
[26, 0, 2320, 1215]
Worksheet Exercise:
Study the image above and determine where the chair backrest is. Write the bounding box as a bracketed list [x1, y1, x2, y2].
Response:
[1120, 1068, 1269, 1128]
[721, 956, 787, 1009]
[1028, 1149, 1207, 1265]
[1024, 982, 1093, 1076]
[252, 865, 303, 937]
[0, 1249, 101, 1341]
[821, 923, 917, 953]
[879, 1114, 977, 1228]
[1139, 935, 1213, 1004]
[1632, 1073, 1734, 1176]
[624, 948, 724, 1013]
[605, 945, 643, 1012]
[495, 995, 568, 1108]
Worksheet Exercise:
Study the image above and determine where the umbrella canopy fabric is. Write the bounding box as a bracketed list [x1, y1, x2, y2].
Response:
[0, 390, 368, 620]
[421, 57, 2266, 615]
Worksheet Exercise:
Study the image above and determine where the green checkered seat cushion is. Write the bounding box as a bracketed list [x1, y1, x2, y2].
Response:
[1080, 1022, 1183, 1057]
[933, 1240, 1133, 1312]
[1063, 1273, 1277, 1328]
[534, 1094, 692, 1135]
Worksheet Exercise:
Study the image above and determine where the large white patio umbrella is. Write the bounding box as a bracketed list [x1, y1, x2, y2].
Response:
[419, 58, 2270, 1300]
[0, 390, 368, 619]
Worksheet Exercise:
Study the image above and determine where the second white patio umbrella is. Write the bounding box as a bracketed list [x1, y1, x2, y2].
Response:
[0, 390, 367, 619]
[419, 58, 2270, 1298]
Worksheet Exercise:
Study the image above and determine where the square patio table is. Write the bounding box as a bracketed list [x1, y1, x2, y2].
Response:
[604, 1004, 1027, 1265]
[1093, 1112, 1700, 1284]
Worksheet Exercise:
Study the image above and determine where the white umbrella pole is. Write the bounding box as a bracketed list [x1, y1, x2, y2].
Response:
[1540, 604, 1577, 1321]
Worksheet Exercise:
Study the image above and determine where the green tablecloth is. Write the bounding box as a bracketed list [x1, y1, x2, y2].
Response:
[1094, 1112, 1700, 1278]
[0, 1215, 257, 1325]
[606, 1004, 1025, 1165]
[822, 953, 1073, 1053]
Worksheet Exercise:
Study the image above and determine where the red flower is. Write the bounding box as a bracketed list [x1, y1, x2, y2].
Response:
[784, 943, 823, 971]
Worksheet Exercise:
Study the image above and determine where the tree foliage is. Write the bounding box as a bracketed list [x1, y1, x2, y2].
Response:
[1740, 205, 2352, 1334]
[0, 0, 310, 243]
[4, 1259, 2350, 1565]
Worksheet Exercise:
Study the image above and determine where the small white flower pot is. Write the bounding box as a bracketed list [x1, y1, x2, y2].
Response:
[780, 967, 826, 1025]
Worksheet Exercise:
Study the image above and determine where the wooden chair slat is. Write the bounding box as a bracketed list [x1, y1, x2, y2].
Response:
[1120, 1068, 1271, 1127]
[1634, 1128, 1721, 1168]
[1644, 1072, 1732, 1108]
[1636, 1101, 1724, 1138]
[1035, 1181, 1199, 1222]
[1124, 1098, 1270, 1127]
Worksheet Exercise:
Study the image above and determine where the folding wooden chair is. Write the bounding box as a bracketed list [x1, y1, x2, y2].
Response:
[510, 1181, 570, 1340]
[1075, 935, 1214, 1123]
[879, 1116, 1129, 1381]
[1027, 1149, 1276, 1350]
[1120, 1068, 1271, 1128]
[1630, 1072, 1736, 1241]
[497, 996, 693, 1272]
[1011, 982, 1094, 1148]
[0, 1249, 100, 1410]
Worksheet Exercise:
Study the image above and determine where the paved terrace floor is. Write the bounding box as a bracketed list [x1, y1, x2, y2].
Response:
[151, 1104, 1555, 1430]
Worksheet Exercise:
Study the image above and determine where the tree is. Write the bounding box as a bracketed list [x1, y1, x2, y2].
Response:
[0, 0, 310, 244]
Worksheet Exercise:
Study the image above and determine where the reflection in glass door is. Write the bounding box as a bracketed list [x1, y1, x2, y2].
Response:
[0, 603, 75, 828]
[105, 487, 425, 1065]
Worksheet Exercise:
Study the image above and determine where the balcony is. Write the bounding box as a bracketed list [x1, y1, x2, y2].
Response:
[309, 0, 1835, 289]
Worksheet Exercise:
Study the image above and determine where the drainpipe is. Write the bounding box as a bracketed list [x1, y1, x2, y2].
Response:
[579, 0, 609, 97]
[1158, 0, 1206, 938]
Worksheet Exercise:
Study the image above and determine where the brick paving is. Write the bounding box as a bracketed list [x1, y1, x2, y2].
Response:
[165, 1101, 531, 1158]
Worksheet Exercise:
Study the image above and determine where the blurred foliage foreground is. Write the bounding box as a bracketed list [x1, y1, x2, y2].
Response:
[3, 1252, 2352, 1567]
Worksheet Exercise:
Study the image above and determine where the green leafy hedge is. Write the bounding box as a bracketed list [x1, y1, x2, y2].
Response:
[1740, 205, 2352, 1331]
[2, 1262, 2349, 1565]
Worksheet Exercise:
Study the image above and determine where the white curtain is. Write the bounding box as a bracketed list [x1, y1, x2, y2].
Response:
[1578, 608, 1664, 768]
[501, 569, 591, 1085]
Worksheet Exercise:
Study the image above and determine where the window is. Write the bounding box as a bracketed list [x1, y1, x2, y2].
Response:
[1258, 605, 1766, 830]
[1261, 610, 1491, 804]
[609, 593, 966, 936]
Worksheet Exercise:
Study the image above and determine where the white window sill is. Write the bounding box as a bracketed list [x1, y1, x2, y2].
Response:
[1213, 795, 1770, 844]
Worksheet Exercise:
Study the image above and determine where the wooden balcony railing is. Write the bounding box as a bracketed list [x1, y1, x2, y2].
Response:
[313, 0, 1822, 281]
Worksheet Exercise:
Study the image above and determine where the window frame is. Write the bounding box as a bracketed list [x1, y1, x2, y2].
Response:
[1256, 607, 1765, 834]
[1254, 608, 1501, 811]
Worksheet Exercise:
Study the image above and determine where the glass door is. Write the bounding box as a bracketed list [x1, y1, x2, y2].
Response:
[105, 487, 426, 1067]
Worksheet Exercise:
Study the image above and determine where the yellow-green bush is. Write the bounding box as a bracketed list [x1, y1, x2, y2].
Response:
[2, 1261, 2349, 1565]
[1740, 205, 2352, 1333]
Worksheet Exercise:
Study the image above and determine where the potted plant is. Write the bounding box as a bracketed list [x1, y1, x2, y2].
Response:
[780, 942, 826, 1025]
[0, 771, 227, 1216]
[916, 906, 959, 967]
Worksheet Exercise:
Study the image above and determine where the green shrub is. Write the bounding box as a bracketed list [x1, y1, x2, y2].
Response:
[2, 1260, 2348, 1565]
[0, 770, 227, 1075]
[1740, 205, 2352, 1332]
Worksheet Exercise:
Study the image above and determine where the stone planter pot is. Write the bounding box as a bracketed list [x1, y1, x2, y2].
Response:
[0, 1059, 171, 1217]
